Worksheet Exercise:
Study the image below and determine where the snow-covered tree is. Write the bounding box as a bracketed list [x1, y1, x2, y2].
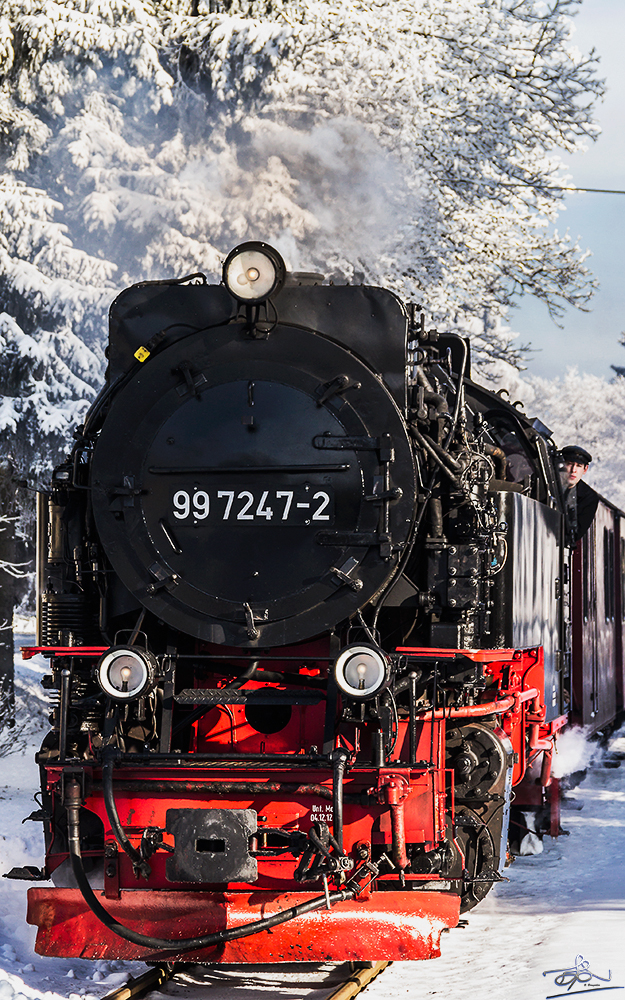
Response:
[0, 180, 112, 471]
[0, 0, 168, 472]
[0, 0, 603, 473]
[495, 368, 625, 509]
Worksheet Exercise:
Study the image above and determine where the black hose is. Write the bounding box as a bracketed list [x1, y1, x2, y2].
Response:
[102, 757, 151, 878]
[414, 366, 446, 403]
[427, 497, 444, 538]
[331, 750, 349, 854]
[409, 426, 460, 484]
[417, 429, 462, 472]
[226, 659, 259, 690]
[65, 779, 353, 952]
[414, 368, 449, 417]
[422, 389, 449, 416]
[484, 443, 507, 480]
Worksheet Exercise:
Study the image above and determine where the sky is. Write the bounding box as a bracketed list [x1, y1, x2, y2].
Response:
[513, 0, 625, 381]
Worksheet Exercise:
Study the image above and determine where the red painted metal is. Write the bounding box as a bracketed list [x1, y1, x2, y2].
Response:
[399, 646, 548, 786]
[377, 774, 410, 870]
[32, 641, 562, 963]
[540, 749, 552, 787]
[27, 888, 460, 963]
[414, 696, 514, 719]
[403, 643, 569, 839]
[396, 647, 522, 662]
[549, 777, 562, 837]
[412, 690, 539, 720]
[41, 762, 449, 890]
[21, 646, 108, 660]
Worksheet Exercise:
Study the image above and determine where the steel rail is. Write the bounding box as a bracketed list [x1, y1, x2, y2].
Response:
[325, 963, 390, 1000]
[98, 961, 390, 1000]
[97, 964, 178, 1000]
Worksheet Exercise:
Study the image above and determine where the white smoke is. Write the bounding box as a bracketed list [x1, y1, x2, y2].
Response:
[551, 726, 595, 780]
[246, 117, 418, 274]
[172, 115, 425, 287]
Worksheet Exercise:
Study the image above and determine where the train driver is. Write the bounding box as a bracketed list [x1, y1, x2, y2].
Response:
[561, 445, 599, 544]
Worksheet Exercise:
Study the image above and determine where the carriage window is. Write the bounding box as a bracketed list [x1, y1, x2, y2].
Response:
[604, 527, 615, 622]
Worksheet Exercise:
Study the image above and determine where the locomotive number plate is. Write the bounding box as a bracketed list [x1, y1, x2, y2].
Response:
[170, 486, 335, 525]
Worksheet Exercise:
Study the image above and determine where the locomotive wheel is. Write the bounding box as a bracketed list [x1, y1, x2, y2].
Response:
[446, 722, 508, 799]
[454, 805, 497, 912]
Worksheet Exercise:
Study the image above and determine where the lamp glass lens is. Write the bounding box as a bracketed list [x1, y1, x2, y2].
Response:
[225, 250, 277, 300]
[99, 651, 147, 698]
[335, 646, 386, 698]
[343, 651, 384, 693]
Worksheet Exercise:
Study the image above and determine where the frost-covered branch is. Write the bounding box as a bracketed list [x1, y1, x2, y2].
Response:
[0, 514, 28, 579]
[0, 0, 604, 472]
[485, 368, 625, 512]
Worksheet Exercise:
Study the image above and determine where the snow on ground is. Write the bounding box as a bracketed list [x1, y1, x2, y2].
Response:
[1, 631, 624, 1000]
[0, 632, 146, 1000]
[365, 749, 625, 999]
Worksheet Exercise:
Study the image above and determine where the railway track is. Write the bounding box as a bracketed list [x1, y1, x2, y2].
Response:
[101, 960, 390, 1000]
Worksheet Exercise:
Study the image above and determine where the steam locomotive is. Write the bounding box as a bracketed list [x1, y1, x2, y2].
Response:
[16, 242, 623, 963]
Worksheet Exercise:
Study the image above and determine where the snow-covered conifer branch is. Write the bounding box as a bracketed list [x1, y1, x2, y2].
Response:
[0, 0, 604, 473]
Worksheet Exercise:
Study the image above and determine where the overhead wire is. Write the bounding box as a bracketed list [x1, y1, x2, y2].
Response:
[448, 179, 625, 196]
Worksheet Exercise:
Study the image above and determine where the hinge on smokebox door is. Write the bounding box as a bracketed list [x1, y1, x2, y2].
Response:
[242, 603, 269, 640]
[146, 562, 181, 594]
[365, 475, 403, 503]
[329, 556, 364, 592]
[314, 375, 362, 407]
[317, 530, 394, 560]
[313, 433, 394, 459]
[313, 432, 397, 559]
[175, 361, 207, 399]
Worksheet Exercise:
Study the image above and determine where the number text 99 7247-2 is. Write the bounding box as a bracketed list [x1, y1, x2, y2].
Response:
[170, 486, 334, 525]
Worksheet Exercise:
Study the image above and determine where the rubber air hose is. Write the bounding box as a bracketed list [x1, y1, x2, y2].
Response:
[65, 779, 354, 952]
[102, 756, 151, 879]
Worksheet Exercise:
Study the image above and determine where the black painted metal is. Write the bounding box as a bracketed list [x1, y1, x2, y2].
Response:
[107, 283, 408, 408]
[174, 688, 324, 705]
[91, 316, 416, 647]
[573, 505, 619, 729]
[166, 807, 258, 883]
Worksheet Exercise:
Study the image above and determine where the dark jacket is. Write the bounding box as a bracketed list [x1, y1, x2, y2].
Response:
[566, 479, 599, 544]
